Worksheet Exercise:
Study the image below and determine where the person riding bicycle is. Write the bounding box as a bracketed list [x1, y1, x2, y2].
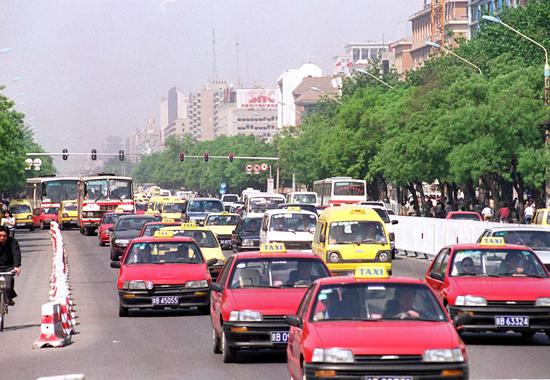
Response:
[0, 226, 21, 305]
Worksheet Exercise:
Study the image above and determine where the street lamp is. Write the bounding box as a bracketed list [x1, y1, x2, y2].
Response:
[310, 86, 343, 105]
[425, 41, 483, 75]
[354, 68, 396, 89]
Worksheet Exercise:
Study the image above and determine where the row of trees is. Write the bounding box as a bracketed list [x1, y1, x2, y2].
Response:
[132, 2, 549, 211]
[0, 90, 55, 196]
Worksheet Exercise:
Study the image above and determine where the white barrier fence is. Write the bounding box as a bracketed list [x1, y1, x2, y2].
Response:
[393, 216, 524, 258]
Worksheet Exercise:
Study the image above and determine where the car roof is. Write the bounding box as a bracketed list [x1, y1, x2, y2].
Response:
[143, 221, 179, 226]
[447, 211, 479, 214]
[117, 214, 157, 220]
[129, 236, 195, 244]
[447, 243, 533, 251]
[232, 251, 325, 260]
[188, 197, 222, 201]
[319, 206, 383, 222]
[264, 208, 317, 216]
[315, 275, 425, 286]
[483, 226, 550, 232]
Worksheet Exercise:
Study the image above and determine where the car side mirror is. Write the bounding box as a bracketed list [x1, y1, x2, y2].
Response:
[206, 258, 218, 267]
[110, 261, 121, 269]
[285, 315, 303, 328]
[391, 220, 399, 225]
[210, 282, 223, 292]
[429, 271, 443, 281]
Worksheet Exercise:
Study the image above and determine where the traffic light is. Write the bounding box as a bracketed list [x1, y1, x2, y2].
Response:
[228, 152, 234, 163]
[118, 149, 125, 161]
[62, 148, 68, 160]
[91, 149, 97, 161]
[203, 152, 209, 162]
[179, 152, 185, 162]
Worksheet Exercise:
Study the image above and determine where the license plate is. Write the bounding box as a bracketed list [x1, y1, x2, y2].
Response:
[495, 316, 529, 327]
[364, 377, 412, 380]
[152, 296, 179, 306]
[270, 331, 289, 343]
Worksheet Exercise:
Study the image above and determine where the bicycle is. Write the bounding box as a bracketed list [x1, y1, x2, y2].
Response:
[0, 271, 15, 332]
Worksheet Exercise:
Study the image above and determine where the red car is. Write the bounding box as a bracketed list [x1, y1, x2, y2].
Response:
[445, 211, 482, 221]
[137, 221, 181, 238]
[425, 237, 550, 339]
[209, 245, 330, 363]
[98, 212, 129, 246]
[32, 206, 59, 230]
[285, 266, 468, 380]
[110, 232, 218, 317]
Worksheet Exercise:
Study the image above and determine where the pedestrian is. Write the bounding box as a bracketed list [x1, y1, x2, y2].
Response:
[513, 198, 520, 222]
[481, 204, 493, 222]
[0, 225, 21, 305]
[524, 202, 535, 224]
[497, 203, 510, 223]
[1, 210, 16, 238]
[423, 200, 433, 218]
[434, 202, 445, 218]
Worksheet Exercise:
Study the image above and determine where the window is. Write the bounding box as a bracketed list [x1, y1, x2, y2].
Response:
[352, 48, 360, 62]
[361, 48, 369, 60]
[217, 256, 234, 286]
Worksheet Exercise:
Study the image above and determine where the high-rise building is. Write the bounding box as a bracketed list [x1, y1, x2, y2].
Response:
[167, 87, 186, 124]
[199, 81, 227, 141]
[159, 97, 168, 146]
[468, 0, 527, 34]
[126, 119, 162, 162]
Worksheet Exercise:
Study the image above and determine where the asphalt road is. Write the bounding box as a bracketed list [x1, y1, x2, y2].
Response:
[1, 229, 550, 379]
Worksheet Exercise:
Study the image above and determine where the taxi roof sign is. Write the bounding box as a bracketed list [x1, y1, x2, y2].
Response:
[180, 222, 197, 229]
[286, 206, 301, 212]
[154, 230, 174, 238]
[260, 243, 287, 253]
[163, 218, 175, 223]
[354, 265, 389, 279]
[480, 237, 506, 246]
[350, 208, 366, 215]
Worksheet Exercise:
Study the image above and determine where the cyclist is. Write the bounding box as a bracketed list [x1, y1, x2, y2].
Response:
[0, 226, 21, 305]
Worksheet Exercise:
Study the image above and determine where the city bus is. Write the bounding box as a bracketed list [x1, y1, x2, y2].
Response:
[313, 177, 367, 206]
[77, 174, 134, 235]
[26, 177, 79, 209]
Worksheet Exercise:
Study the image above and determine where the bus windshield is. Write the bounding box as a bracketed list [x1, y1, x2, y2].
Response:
[84, 179, 132, 200]
[42, 180, 78, 202]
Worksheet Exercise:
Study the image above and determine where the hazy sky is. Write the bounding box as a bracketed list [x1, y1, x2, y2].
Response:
[1, 0, 422, 173]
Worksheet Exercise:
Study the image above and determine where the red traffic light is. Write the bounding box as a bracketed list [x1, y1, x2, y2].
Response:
[178, 152, 185, 162]
[228, 153, 234, 162]
[203, 152, 209, 162]
[91, 149, 97, 161]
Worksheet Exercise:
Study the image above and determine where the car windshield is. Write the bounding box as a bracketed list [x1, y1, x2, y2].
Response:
[188, 200, 224, 213]
[63, 203, 77, 211]
[450, 213, 480, 221]
[333, 181, 365, 196]
[249, 197, 284, 213]
[229, 258, 329, 289]
[328, 221, 387, 244]
[43, 207, 59, 215]
[10, 205, 31, 214]
[270, 213, 317, 232]
[241, 218, 262, 233]
[163, 203, 185, 213]
[293, 194, 317, 204]
[101, 213, 123, 224]
[116, 217, 154, 231]
[206, 215, 240, 226]
[310, 283, 447, 322]
[222, 195, 239, 202]
[124, 241, 203, 264]
[172, 229, 219, 248]
[450, 249, 547, 278]
[493, 230, 550, 251]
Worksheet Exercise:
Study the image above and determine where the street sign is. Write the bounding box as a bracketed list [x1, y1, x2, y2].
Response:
[245, 164, 253, 174]
[261, 163, 268, 171]
[220, 182, 227, 190]
[253, 164, 261, 174]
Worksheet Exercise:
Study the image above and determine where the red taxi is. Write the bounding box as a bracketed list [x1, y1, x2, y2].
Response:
[98, 212, 129, 246]
[111, 231, 218, 317]
[209, 243, 330, 363]
[32, 206, 59, 230]
[425, 237, 550, 339]
[286, 266, 468, 380]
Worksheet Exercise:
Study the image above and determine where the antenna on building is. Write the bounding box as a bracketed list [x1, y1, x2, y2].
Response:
[212, 28, 217, 81]
[235, 38, 241, 87]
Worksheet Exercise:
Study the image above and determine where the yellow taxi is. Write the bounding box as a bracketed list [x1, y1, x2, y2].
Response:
[159, 199, 186, 222]
[532, 208, 550, 226]
[58, 200, 78, 230]
[8, 199, 34, 231]
[312, 206, 393, 275]
[203, 211, 241, 249]
[145, 196, 175, 218]
[160, 222, 226, 280]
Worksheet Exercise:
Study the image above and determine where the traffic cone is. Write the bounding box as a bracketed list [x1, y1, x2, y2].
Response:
[33, 303, 71, 349]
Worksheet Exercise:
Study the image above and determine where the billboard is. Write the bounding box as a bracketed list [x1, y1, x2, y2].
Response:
[236, 89, 278, 110]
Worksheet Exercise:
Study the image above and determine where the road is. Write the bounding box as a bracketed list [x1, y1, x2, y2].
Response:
[1, 229, 550, 379]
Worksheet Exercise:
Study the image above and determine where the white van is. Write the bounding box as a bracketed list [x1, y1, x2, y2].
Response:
[285, 191, 318, 205]
[260, 208, 318, 251]
[244, 193, 286, 218]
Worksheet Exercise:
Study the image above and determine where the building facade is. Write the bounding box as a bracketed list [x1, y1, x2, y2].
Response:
[389, 39, 413, 76]
[469, 0, 527, 33]
[292, 76, 341, 125]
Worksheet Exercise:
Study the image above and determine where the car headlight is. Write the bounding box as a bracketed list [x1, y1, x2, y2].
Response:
[327, 251, 341, 263]
[454, 295, 487, 306]
[311, 348, 354, 363]
[377, 250, 391, 262]
[535, 297, 550, 306]
[123, 280, 147, 290]
[422, 348, 464, 362]
[115, 239, 130, 246]
[242, 239, 255, 246]
[229, 310, 263, 322]
[185, 280, 209, 288]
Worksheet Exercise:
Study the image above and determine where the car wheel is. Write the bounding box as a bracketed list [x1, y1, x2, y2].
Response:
[222, 330, 236, 363]
[212, 327, 222, 354]
[118, 303, 129, 317]
[521, 331, 536, 338]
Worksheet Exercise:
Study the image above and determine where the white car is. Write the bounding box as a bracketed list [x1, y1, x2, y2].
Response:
[260, 208, 318, 251]
[359, 204, 398, 257]
[244, 193, 285, 218]
[477, 226, 550, 271]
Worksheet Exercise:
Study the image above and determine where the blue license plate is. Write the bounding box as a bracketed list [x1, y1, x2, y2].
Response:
[495, 316, 529, 327]
[270, 331, 289, 343]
